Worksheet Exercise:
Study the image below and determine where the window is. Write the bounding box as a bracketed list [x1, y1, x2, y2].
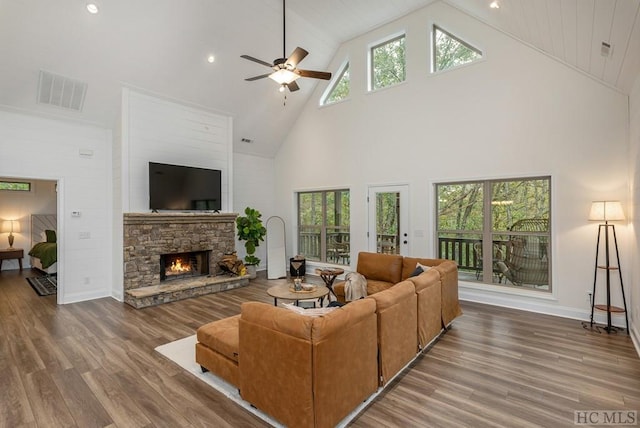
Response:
[297, 189, 350, 265]
[321, 62, 350, 105]
[370, 34, 406, 91]
[436, 177, 551, 291]
[433, 25, 482, 72]
[0, 181, 31, 192]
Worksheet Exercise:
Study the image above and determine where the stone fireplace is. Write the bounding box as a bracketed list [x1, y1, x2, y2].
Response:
[123, 213, 248, 308]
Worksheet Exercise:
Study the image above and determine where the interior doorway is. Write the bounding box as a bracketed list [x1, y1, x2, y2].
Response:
[0, 176, 60, 303]
[367, 185, 409, 256]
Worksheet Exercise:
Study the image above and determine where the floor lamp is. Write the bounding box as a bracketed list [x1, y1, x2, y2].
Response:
[586, 201, 629, 334]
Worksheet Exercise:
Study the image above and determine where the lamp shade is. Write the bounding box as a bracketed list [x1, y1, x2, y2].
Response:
[588, 201, 625, 222]
[2, 220, 15, 233]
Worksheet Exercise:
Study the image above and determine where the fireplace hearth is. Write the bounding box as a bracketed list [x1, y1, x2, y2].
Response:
[160, 251, 210, 282]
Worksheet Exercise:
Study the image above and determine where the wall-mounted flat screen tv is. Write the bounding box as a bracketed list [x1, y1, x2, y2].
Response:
[149, 162, 222, 211]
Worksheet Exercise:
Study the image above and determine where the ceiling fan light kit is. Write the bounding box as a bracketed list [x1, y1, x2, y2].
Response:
[241, 0, 331, 93]
[269, 69, 300, 85]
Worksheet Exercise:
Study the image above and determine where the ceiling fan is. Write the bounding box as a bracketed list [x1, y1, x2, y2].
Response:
[241, 0, 331, 92]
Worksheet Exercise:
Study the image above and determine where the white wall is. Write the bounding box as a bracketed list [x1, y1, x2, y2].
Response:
[274, 2, 630, 322]
[0, 109, 112, 303]
[629, 76, 640, 347]
[122, 89, 233, 213]
[0, 179, 56, 269]
[233, 153, 276, 271]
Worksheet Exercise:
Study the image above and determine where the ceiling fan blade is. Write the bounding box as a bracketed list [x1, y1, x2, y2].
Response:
[240, 55, 273, 68]
[245, 73, 271, 81]
[286, 47, 309, 68]
[287, 81, 300, 92]
[296, 69, 332, 80]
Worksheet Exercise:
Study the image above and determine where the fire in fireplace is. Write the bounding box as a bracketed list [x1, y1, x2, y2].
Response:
[160, 251, 210, 282]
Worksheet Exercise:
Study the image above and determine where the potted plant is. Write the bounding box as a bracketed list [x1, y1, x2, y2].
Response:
[236, 207, 267, 279]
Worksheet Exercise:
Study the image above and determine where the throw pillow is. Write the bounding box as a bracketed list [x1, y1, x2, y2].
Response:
[416, 262, 431, 272]
[409, 266, 423, 277]
[45, 229, 57, 243]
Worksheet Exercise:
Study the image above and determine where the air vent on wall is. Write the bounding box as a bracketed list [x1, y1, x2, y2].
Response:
[37, 70, 87, 112]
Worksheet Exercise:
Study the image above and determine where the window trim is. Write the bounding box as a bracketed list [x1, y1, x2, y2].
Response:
[368, 32, 407, 92]
[431, 24, 483, 74]
[320, 58, 350, 106]
[435, 176, 552, 293]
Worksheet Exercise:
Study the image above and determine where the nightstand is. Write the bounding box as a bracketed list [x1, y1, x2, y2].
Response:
[0, 248, 24, 271]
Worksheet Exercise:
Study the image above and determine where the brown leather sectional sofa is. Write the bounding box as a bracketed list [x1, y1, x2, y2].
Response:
[195, 252, 461, 428]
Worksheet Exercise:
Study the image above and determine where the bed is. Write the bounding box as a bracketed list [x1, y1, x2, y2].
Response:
[29, 214, 57, 274]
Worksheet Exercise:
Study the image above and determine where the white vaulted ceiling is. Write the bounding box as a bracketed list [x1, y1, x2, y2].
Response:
[447, 0, 640, 94]
[0, 0, 639, 158]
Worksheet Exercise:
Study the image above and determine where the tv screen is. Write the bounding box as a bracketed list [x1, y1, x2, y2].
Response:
[149, 162, 222, 211]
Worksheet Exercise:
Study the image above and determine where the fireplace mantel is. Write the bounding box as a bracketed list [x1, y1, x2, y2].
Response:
[123, 212, 238, 225]
[123, 212, 247, 308]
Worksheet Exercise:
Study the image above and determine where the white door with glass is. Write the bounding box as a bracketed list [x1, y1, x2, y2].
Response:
[367, 185, 409, 256]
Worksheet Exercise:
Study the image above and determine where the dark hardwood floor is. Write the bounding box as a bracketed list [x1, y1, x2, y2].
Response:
[1, 269, 638, 427]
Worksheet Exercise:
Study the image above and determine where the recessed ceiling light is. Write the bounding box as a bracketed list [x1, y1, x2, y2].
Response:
[207, 55, 215, 63]
[86, 3, 99, 14]
[489, 1, 500, 9]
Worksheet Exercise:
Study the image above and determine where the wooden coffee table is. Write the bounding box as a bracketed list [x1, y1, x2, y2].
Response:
[267, 284, 329, 307]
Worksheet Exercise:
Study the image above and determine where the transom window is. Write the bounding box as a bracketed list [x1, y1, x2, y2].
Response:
[370, 34, 406, 91]
[432, 25, 482, 72]
[436, 177, 551, 292]
[0, 180, 31, 192]
[297, 189, 350, 265]
[321, 61, 350, 105]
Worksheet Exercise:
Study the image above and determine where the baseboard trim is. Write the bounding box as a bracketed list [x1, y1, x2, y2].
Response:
[61, 289, 112, 304]
[459, 287, 627, 328]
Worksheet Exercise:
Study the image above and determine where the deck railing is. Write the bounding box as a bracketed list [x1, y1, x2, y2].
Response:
[437, 237, 480, 272]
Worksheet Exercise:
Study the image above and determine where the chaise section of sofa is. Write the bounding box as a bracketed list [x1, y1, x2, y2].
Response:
[238, 299, 378, 428]
[195, 314, 241, 387]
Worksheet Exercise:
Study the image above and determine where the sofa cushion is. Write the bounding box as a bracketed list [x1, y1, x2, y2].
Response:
[432, 260, 463, 325]
[196, 315, 241, 362]
[357, 252, 403, 284]
[406, 269, 443, 348]
[367, 280, 418, 384]
[366, 279, 394, 296]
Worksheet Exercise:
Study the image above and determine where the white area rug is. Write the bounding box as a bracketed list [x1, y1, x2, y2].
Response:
[155, 335, 381, 427]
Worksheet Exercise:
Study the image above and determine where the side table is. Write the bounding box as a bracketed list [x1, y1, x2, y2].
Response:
[316, 268, 344, 300]
[0, 248, 24, 271]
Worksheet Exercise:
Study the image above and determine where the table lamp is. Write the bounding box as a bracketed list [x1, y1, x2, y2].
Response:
[1, 220, 21, 248]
